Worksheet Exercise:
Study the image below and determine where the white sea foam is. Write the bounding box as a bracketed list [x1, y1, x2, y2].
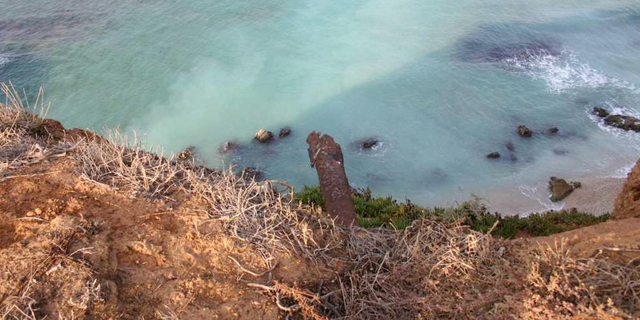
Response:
[518, 183, 564, 214]
[0, 55, 10, 66]
[611, 163, 635, 179]
[504, 51, 635, 94]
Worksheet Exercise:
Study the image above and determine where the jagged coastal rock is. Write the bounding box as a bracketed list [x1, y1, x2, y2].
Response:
[593, 107, 610, 118]
[254, 129, 274, 143]
[360, 138, 379, 150]
[613, 158, 640, 219]
[486, 152, 500, 159]
[604, 114, 640, 132]
[517, 125, 533, 138]
[593, 107, 640, 132]
[279, 127, 292, 138]
[219, 141, 240, 154]
[549, 177, 581, 202]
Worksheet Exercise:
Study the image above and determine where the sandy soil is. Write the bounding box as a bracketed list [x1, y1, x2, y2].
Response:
[0, 157, 331, 319]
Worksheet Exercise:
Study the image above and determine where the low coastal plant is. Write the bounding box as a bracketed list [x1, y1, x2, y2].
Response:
[295, 186, 610, 238]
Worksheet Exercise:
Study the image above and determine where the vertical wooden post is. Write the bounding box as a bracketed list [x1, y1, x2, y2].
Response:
[306, 132, 358, 226]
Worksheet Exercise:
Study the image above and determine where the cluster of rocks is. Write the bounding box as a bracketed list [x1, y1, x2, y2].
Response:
[593, 107, 640, 132]
[254, 127, 292, 143]
[486, 125, 558, 160]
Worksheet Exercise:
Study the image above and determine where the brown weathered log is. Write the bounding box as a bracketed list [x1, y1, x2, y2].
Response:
[306, 132, 358, 226]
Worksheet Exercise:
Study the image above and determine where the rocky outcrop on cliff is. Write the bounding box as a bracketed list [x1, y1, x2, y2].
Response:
[613, 159, 640, 219]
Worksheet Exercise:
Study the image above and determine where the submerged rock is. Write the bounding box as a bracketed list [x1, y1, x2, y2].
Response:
[593, 107, 609, 118]
[254, 129, 274, 143]
[240, 167, 263, 181]
[457, 35, 560, 64]
[553, 149, 569, 156]
[486, 152, 501, 159]
[549, 177, 581, 202]
[219, 141, 240, 154]
[517, 125, 533, 138]
[506, 142, 515, 151]
[279, 127, 292, 138]
[547, 127, 559, 135]
[604, 114, 640, 132]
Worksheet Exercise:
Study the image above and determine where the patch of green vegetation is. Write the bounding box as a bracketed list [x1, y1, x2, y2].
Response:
[294, 186, 610, 238]
[467, 209, 611, 239]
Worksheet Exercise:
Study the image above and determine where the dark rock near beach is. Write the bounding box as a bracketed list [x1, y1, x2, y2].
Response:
[593, 107, 609, 118]
[254, 129, 274, 143]
[279, 127, 292, 138]
[219, 141, 240, 154]
[506, 142, 515, 151]
[604, 115, 640, 132]
[177, 146, 195, 160]
[549, 177, 581, 202]
[517, 125, 533, 138]
[547, 127, 559, 135]
[486, 152, 501, 159]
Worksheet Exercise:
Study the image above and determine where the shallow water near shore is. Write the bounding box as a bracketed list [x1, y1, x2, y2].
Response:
[1, 0, 640, 214]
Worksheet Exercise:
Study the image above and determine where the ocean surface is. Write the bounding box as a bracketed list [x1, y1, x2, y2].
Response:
[2, 0, 640, 214]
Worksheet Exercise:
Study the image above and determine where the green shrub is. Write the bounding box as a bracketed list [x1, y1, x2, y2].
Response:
[294, 185, 610, 237]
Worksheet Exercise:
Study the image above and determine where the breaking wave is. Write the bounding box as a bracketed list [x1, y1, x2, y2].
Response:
[504, 50, 635, 94]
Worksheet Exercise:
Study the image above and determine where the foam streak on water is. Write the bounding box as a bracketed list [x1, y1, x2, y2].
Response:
[504, 51, 636, 94]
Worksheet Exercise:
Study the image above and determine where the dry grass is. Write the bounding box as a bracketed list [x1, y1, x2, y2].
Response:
[0, 216, 103, 320]
[1, 82, 639, 320]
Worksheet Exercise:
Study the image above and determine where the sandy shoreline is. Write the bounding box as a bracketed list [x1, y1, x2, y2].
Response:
[480, 176, 625, 216]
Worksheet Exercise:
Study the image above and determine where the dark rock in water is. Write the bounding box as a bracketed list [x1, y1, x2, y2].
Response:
[240, 167, 263, 181]
[574, 98, 589, 106]
[177, 146, 195, 160]
[356, 138, 379, 150]
[549, 177, 581, 202]
[553, 149, 569, 156]
[593, 107, 609, 118]
[506, 142, 515, 151]
[517, 125, 533, 138]
[219, 141, 240, 154]
[29, 119, 65, 141]
[279, 127, 292, 138]
[547, 127, 559, 135]
[604, 114, 640, 132]
[254, 129, 274, 143]
[486, 152, 501, 159]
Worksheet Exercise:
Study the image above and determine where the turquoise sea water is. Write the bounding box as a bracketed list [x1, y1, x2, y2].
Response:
[2, 0, 640, 214]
